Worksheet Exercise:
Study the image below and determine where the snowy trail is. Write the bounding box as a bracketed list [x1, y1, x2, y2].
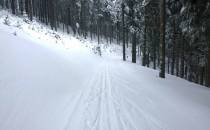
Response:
[0, 14, 210, 130]
[64, 61, 138, 130]
[63, 56, 210, 130]
[64, 59, 167, 130]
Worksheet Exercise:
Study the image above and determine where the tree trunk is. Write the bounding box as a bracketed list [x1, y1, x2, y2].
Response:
[132, 32, 137, 63]
[97, 19, 100, 44]
[176, 38, 180, 77]
[16, 0, 19, 14]
[1, 0, 5, 8]
[11, 0, 15, 14]
[200, 67, 204, 85]
[153, 31, 156, 69]
[5, 0, 9, 9]
[142, 24, 147, 66]
[28, 0, 33, 21]
[180, 36, 185, 78]
[122, 3, 126, 61]
[126, 27, 129, 48]
[159, 0, 166, 78]
[25, 0, 29, 14]
[207, 6, 210, 87]
[167, 56, 170, 74]
[208, 38, 210, 87]
[20, 0, 24, 15]
[171, 18, 176, 75]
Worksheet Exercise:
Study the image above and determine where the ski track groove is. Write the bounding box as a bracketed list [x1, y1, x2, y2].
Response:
[110, 64, 167, 130]
[64, 91, 84, 130]
[84, 64, 104, 130]
[84, 68, 102, 130]
[64, 60, 166, 130]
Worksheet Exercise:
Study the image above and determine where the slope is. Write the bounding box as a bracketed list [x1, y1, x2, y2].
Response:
[0, 10, 210, 130]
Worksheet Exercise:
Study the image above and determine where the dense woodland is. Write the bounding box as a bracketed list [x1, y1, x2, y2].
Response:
[0, 0, 210, 87]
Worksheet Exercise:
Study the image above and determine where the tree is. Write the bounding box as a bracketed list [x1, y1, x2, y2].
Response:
[122, 3, 126, 61]
[159, 0, 166, 78]
[11, 0, 15, 14]
[132, 31, 137, 63]
[28, 0, 33, 21]
[142, 4, 147, 66]
[207, 7, 210, 87]
[20, 0, 24, 15]
[126, 0, 138, 63]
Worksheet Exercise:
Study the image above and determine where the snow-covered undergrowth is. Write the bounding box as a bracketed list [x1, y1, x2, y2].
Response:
[0, 10, 210, 130]
[0, 10, 93, 54]
[0, 10, 134, 62]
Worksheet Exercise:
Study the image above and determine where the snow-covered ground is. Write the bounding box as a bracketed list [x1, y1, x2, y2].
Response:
[0, 10, 210, 130]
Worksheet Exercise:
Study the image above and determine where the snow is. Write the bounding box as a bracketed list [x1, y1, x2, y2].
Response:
[0, 10, 210, 130]
[180, 6, 186, 14]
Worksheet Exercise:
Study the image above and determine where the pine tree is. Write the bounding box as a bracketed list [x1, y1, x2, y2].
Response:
[159, 0, 166, 78]
[20, 0, 24, 15]
[122, 3, 126, 61]
[207, 6, 210, 87]
[11, 0, 15, 14]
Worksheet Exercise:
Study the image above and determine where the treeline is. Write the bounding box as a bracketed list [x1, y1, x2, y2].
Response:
[0, 0, 209, 87]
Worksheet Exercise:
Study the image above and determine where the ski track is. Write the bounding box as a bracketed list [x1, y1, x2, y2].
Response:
[63, 60, 167, 130]
[84, 62, 113, 130]
[63, 91, 84, 130]
[110, 63, 167, 130]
